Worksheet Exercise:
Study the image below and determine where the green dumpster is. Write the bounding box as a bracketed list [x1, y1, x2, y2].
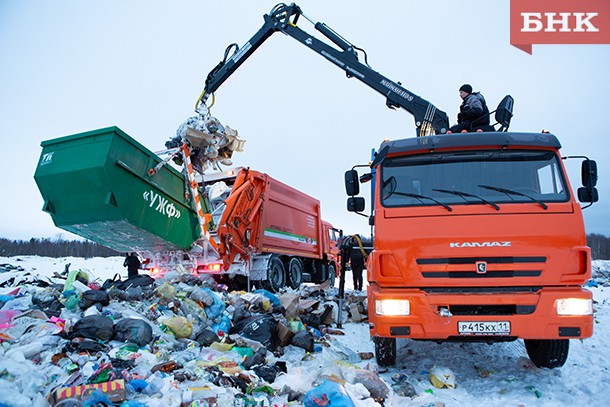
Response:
[34, 126, 201, 252]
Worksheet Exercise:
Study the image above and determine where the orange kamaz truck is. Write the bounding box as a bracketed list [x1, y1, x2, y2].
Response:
[345, 132, 598, 368]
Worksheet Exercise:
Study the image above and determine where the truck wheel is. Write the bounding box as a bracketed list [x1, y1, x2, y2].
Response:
[287, 258, 303, 289]
[264, 256, 286, 293]
[374, 337, 396, 367]
[327, 264, 336, 287]
[524, 339, 569, 368]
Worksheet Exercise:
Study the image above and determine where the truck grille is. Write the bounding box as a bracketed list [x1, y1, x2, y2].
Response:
[417, 256, 546, 278]
[448, 304, 536, 316]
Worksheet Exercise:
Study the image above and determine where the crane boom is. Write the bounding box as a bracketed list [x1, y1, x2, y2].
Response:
[198, 3, 449, 136]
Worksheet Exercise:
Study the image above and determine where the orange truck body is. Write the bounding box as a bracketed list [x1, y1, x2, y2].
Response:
[199, 168, 341, 290]
[363, 132, 593, 366]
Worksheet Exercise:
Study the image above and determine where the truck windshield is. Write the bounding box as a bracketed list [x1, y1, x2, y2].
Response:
[380, 150, 569, 208]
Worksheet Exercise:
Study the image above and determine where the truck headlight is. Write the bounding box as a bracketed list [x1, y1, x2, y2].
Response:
[375, 299, 410, 316]
[556, 298, 593, 316]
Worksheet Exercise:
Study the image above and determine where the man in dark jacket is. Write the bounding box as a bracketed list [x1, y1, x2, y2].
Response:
[449, 84, 490, 133]
[350, 249, 365, 291]
[124, 252, 141, 278]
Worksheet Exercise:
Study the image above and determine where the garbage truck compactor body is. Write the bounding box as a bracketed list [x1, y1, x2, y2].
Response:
[195, 167, 341, 291]
[345, 132, 598, 369]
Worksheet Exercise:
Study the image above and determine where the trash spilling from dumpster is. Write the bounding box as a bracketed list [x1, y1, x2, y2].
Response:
[166, 108, 245, 174]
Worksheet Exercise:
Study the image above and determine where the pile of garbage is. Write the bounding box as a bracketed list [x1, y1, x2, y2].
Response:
[0, 264, 388, 407]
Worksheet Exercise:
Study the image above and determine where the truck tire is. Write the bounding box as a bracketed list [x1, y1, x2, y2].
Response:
[374, 336, 396, 367]
[287, 258, 303, 289]
[327, 264, 336, 287]
[264, 256, 286, 293]
[524, 339, 569, 368]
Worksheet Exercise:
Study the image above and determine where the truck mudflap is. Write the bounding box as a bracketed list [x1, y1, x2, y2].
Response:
[367, 283, 593, 340]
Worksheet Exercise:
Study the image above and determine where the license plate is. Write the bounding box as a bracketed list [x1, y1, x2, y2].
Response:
[458, 321, 511, 335]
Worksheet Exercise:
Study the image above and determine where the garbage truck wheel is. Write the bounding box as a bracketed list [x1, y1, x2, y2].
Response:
[287, 258, 303, 289]
[524, 339, 569, 368]
[265, 256, 285, 293]
[374, 336, 396, 367]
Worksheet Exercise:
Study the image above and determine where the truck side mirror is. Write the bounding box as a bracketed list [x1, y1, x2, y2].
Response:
[345, 170, 360, 196]
[581, 159, 598, 188]
[347, 197, 365, 212]
[578, 187, 599, 203]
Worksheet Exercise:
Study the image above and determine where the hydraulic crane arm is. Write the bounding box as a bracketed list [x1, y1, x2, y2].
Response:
[197, 3, 449, 136]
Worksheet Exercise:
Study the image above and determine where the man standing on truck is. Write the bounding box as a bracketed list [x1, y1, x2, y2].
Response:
[449, 84, 490, 133]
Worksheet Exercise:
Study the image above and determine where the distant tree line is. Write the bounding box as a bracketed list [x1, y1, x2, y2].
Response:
[587, 234, 610, 260]
[0, 237, 120, 258]
[1, 235, 609, 260]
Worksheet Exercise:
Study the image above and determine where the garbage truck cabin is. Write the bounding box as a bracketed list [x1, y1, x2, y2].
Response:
[345, 131, 598, 369]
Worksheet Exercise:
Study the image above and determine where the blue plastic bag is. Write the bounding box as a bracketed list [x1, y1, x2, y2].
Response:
[202, 287, 226, 319]
[211, 314, 232, 335]
[253, 289, 281, 308]
[304, 380, 355, 407]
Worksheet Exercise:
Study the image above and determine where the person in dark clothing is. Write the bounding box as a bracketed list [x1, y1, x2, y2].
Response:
[124, 252, 141, 278]
[449, 84, 490, 133]
[350, 249, 365, 291]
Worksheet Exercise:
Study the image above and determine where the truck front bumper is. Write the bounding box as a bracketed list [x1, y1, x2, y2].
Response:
[367, 283, 593, 340]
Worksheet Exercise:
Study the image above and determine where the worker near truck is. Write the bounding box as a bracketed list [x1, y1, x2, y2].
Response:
[449, 84, 490, 133]
[124, 252, 141, 278]
[350, 246, 365, 291]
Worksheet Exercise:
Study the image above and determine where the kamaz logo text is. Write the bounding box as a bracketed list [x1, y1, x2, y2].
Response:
[450, 241, 511, 248]
[143, 190, 181, 219]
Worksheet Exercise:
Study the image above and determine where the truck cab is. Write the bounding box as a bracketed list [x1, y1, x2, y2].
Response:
[346, 131, 598, 368]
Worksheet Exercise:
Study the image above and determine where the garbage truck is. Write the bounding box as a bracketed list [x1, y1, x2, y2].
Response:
[191, 2, 598, 368]
[344, 132, 598, 369]
[34, 126, 341, 291]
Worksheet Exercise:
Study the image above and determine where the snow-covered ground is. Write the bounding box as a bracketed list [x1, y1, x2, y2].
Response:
[2, 255, 609, 406]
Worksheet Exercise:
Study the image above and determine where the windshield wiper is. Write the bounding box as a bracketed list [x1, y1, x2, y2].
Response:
[478, 184, 548, 210]
[433, 188, 500, 210]
[392, 191, 453, 212]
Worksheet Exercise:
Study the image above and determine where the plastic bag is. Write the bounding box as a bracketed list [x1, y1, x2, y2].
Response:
[231, 314, 279, 351]
[253, 289, 281, 309]
[114, 318, 153, 346]
[429, 366, 456, 389]
[211, 314, 232, 336]
[304, 380, 355, 407]
[70, 315, 114, 342]
[78, 290, 110, 309]
[351, 369, 390, 399]
[155, 282, 175, 301]
[121, 274, 155, 289]
[63, 269, 91, 292]
[203, 287, 225, 319]
[291, 331, 314, 352]
[162, 316, 192, 338]
[190, 286, 214, 306]
[195, 328, 220, 347]
[102, 273, 122, 290]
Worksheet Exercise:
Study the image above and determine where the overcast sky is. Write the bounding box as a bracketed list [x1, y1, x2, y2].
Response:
[1, 0, 609, 241]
